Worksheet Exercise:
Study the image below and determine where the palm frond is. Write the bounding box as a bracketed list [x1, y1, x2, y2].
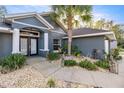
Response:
[81, 14, 92, 22]
[73, 19, 80, 28]
[51, 5, 92, 29]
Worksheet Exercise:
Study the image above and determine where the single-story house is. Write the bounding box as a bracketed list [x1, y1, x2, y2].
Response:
[0, 12, 117, 59]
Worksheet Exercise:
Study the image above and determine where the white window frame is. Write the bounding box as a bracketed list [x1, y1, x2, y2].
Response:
[20, 30, 40, 37]
[53, 39, 61, 52]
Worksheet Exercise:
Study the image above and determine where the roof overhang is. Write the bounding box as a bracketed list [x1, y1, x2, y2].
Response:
[105, 32, 116, 40]
[63, 32, 116, 40]
[4, 12, 67, 33]
[4, 12, 54, 30]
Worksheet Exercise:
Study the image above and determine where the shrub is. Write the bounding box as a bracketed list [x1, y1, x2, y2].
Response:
[0, 53, 26, 73]
[47, 78, 56, 88]
[79, 60, 97, 70]
[64, 60, 77, 66]
[71, 46, 82, 56]
[111, 48, 122, 60]
[61, 44, 68, 54]
[47, 52, 60, 61]
[95, 60, 109, 69]
[61, 44, 82, 56]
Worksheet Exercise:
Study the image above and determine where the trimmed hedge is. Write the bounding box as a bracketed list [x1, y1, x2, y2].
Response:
[79, 60, 97, 70]
[95, 60, 109, 69]
[47, 52, 60, 61]
[64, 60, 77, 66]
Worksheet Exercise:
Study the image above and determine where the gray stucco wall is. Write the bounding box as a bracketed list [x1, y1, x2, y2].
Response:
[63, 36, 105, 59]
[0, 33, 12, 58]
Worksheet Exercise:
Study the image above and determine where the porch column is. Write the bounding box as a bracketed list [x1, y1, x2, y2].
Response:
[104, 39, 109, 54]
[44, 33, 49, 51]
[12, 28, 20, 54]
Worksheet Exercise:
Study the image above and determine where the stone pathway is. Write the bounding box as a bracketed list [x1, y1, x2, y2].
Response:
[27, 57, 62, 77]
[27, 56, 124, 88]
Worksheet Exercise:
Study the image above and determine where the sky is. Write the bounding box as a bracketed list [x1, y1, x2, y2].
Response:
[4, 5, 124, 24]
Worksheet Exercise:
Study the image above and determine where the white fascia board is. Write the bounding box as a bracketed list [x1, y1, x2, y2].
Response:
[105, 32, 116, 40]
[35, 14, 54, 29]
[5, 12, 36, 18]
[0, 27, 13, 33]
[62, 32, 114, 39]
[0, 27, 10, 30]
[9, 15, 34, 20]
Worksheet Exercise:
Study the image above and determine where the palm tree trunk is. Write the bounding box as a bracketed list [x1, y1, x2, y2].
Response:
[67, 14, 73, 56]
[67, 29, 72, 55]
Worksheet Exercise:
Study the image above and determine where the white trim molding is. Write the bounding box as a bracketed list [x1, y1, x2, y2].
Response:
[44, 33, 49, 51]
[12, 28, 20, 54]
[104, 40, 109, 54]
[63, 32, 116, 40]
[36, 14, 54, 29]
[0, 27, 13, 33]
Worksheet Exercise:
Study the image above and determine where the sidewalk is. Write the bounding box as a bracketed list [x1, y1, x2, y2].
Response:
[51, 67, 124, 88]
[27, 57, 124, 88]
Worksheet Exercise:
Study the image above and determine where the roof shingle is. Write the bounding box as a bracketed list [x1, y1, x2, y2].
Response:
[72, 28, 109, 36]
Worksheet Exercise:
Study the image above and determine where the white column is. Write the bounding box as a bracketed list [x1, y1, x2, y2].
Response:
[104, 40, 109, 54]
[12, 28, 20, 54]
[44, 33, 49, 51]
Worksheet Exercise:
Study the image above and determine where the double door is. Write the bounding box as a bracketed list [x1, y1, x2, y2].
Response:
[20, 37, 38, 56]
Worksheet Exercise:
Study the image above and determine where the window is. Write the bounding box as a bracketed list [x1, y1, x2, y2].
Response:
[20, 30, 40, 37]
[53, 39, 61, 52]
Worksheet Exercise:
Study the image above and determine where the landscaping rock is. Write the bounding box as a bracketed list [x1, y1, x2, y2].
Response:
[0, 65, 90, 88]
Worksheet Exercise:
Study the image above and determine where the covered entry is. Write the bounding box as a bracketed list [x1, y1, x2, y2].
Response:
[20, 27, 39, 56]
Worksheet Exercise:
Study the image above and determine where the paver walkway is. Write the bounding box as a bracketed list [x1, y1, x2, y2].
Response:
[27, 56, 124, 88]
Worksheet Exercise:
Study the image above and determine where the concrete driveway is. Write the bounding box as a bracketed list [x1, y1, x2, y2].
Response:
[27, 56, 124, 88]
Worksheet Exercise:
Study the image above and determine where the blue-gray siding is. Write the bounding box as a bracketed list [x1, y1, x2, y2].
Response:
[38, 31, 65, 57]
[0, 33, 12, 57]
[14, 17, 47, 28]
[63, 36, 105, 59]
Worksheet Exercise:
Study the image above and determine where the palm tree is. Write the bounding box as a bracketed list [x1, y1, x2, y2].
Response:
[94, 18, 106, 29]
[51, 5, 92, 55]
[111, 24, 122, 40]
